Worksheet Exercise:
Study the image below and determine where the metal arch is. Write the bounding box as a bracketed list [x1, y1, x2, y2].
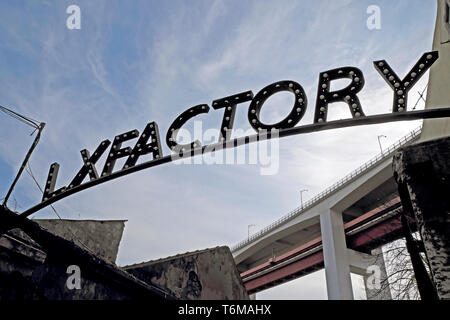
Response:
[18, 107, 450, 218]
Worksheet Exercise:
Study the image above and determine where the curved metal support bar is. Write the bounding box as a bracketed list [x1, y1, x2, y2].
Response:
[19, 107, 450, 218]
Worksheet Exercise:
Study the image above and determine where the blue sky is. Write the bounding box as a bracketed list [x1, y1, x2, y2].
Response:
[0, 0, 437, 299]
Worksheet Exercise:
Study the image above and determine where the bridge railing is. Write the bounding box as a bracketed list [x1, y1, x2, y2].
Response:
[231, 125, 422, 252]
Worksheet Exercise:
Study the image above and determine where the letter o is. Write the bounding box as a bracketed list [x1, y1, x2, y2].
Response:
[248, 80, 307, 132]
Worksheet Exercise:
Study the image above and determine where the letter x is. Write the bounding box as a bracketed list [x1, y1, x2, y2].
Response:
[69, 139, 111, 188]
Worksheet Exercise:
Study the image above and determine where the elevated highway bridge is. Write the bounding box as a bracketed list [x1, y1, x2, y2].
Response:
[231, 127, 420, 299]
[231, 0, 450, 299]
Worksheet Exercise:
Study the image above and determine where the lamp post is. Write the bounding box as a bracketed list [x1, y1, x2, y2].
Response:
[377, 135, 387, 154]
[300, 189, 308, 210]
[248, 224, 256, 241]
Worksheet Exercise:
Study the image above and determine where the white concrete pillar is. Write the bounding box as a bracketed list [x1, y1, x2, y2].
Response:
[320, 209, 354, 300]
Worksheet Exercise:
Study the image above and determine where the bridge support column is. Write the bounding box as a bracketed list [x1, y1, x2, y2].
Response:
[320, 209, 353, 300]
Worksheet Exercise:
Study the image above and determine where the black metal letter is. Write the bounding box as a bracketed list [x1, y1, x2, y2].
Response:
[373, 51, 438, 113]
[248, 81, 307, 132]
[314, 67, 365, 123]
[124, 122, 162, 168]
[42, 162, 60, 202]
[69, 139, 111, 188]
[166, 104, 209, 153]
[212, 91, 253, 141]
[101, 130, 139, 176]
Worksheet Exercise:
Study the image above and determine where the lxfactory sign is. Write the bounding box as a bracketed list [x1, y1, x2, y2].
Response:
[20, 51, 450, 217]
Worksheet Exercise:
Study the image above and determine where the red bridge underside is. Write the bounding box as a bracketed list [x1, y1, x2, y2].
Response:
[240, 197, 415, 293]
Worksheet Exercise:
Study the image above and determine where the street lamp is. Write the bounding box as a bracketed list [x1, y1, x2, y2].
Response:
[248, 224, 256, 241]
[377, 135, 387, 154]
[300, 189, 308, 210]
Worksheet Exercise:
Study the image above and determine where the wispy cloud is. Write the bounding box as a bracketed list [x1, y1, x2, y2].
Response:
[0, 0, 438, 299]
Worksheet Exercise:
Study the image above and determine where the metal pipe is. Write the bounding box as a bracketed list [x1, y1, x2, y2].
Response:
[3, 122, 45, 207]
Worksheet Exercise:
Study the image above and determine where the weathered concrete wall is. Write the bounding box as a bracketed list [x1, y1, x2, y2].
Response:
[420, 0, 450, 142]
[0, 229, 46, 299]
[0, 231, 170, 300]
[124, 246, 249, 300]
[0, 207, 172, 300]
[35, 219, 125, 263]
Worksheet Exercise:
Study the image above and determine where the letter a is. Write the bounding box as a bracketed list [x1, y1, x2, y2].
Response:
[66, 5, 81, 30]
[66, 265, 81, 290]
